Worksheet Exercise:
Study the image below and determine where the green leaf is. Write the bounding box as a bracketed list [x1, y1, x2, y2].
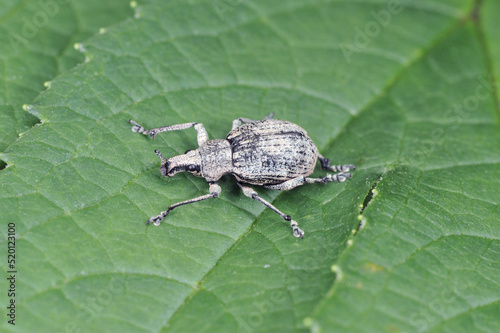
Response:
[482, 0, 500, 100]
[1, 1, 499, 333]
[0, 0, 133, 151]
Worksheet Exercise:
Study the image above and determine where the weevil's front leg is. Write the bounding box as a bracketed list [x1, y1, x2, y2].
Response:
[148, 183, 221, 226]
[129, 120, 209, 146]
[264, 173, 352, 191]
[237, 182, 304, 238]
[318, 154, 355, 173]
[231, 113, 274, 130]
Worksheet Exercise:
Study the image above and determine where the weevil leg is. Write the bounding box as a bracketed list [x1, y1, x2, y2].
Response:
[264, 173, 352, 191]
[237, 182, 304, 238]
[129, 120, 209, 146]
[231, 113, 274, 130]
[318, 154, 355, 173]
[147, 183, 221, 226]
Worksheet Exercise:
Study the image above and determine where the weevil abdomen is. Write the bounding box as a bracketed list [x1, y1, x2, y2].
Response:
[227, 120, 319, 185]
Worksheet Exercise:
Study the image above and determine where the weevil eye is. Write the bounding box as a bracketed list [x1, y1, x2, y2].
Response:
[185, 149, 191, 154]
[187, 164, 199, 172]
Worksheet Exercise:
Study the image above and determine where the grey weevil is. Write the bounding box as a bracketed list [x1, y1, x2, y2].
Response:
[129, 114, 355, 238]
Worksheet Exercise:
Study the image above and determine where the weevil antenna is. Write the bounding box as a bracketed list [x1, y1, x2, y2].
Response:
[154, 149, 167, 163]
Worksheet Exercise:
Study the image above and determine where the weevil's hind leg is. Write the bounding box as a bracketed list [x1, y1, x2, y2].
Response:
[263, 176, 308, 190]
[129, 120, 209, 147]
[264, 173, 352, 191]
[231, 113, 274, 130]
[147, 183, 221, 226]
[318, 154, 355, 173]
[237, 182, 304, 238]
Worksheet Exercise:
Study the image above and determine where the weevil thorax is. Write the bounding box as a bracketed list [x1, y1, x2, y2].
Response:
[163, 149, 202, 178]
[198, 139, 233, 182]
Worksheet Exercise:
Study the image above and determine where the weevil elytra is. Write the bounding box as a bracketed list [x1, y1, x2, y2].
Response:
[129, 114, 355, 238]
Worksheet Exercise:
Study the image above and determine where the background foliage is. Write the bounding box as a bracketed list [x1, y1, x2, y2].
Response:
[1, 0, 499, 332]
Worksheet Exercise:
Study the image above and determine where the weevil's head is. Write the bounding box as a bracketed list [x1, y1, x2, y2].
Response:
[155, 149, 202, 178]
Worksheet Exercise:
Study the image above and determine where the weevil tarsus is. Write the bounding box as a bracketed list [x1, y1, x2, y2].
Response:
[318, 154, 355, 173]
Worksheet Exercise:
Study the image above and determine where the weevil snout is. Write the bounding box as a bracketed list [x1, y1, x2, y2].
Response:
[155, 149, 202, 177]
[154, 150, 169, 176]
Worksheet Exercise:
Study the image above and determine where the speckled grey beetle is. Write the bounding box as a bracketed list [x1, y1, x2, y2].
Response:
[129, 114, 355, 238]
